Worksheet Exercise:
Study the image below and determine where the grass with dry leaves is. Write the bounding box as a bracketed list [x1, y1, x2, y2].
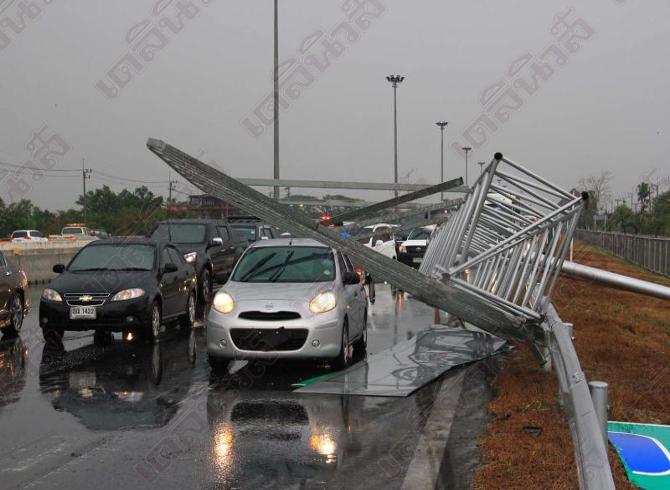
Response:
[472, 240, 670, 489]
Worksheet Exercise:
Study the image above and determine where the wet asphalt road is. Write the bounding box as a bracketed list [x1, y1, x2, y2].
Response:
[0, 285, 500, 489]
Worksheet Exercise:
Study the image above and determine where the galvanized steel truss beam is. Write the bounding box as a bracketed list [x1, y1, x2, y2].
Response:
[327, 177, 463, 225]
[419, 153, 585, 323]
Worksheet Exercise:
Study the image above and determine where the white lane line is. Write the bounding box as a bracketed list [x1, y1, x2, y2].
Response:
[401, 370, 466, 490]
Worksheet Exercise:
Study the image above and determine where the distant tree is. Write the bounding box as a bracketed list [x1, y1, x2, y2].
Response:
[650, 190, 670, 236]
[578, 171, 613, 228]
[608, 204, 637, 233]
[578, 171, 613, 213]
[323, 194, 364, 202]
[637, 182, 651, 214]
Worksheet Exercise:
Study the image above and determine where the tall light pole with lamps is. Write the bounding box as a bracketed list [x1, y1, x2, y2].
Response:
[387, 75, 404, 198]
[461, 146, 472, 187]
[477, 161, 486, 176]
[436, 121, 448, 201]
[273, 0, 280, 199]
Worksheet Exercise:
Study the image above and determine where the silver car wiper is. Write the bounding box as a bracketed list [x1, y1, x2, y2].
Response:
[238, 252, 277, 282]
[268, 251, 294, 282]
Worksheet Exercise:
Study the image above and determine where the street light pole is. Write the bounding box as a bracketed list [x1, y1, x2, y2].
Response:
[436, 121, 448, 201]
[273, 0, 280, 200]
[387, 75, 404, 198]
[477, 161, 486, 176]
[81, 158, 91, 221]
[462, 146, 472, 187]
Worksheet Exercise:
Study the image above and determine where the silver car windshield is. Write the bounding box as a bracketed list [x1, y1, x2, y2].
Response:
[232, 246, 335, 283]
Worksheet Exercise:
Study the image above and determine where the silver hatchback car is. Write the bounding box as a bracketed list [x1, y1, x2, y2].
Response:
[207, 238, 367, 370]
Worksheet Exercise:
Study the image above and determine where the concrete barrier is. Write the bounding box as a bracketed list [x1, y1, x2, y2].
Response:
[4, 246, 83, 284]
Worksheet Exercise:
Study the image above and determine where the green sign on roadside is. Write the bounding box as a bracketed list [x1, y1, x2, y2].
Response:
[608, 421, 670, 490]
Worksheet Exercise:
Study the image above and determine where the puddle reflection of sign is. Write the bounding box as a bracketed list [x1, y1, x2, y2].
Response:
[608, 421, 670, 489]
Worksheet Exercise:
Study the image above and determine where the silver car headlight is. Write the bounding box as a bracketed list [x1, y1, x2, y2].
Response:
[111, 288, 146, 301]
[183, 251, 197, 263]
[213, 291, 235, 314]
[42, 288, 63, 302]
[309, 291, 337, 314]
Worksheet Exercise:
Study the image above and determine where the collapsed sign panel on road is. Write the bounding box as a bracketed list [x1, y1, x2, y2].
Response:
[295, 327, 506, 397]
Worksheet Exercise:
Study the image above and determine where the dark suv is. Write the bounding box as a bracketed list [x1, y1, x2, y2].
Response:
[151, 219, 246, 305]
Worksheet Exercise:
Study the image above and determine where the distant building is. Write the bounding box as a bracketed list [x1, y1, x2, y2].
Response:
[189, 194, 242, 219]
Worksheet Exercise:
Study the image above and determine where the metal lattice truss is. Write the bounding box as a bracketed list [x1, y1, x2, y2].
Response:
[420, 152, 585, 323]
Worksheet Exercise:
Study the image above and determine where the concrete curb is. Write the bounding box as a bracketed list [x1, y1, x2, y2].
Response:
[401, 370, 466, 490]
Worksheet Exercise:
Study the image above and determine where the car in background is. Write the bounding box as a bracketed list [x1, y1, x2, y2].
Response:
[350, 223, 398, 260]
[228, 217, 278, 244]
[39, 238, 197, 344]
[0, 250, 29, 336]
[207, 238, 367, 370]
[61, 224, 94, 238]
[150, 219, 247, 305]
[10, 230, 48, 242]
[397, 225, 436, 268]
[91, 229, 110, 239]
[349, 223, 398, 304]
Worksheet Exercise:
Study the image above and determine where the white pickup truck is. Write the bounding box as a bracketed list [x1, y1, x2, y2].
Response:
[349, 223, 398, 303]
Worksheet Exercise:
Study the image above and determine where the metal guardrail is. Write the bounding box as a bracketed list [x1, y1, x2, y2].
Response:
[575, 229, 670, 277]
[544, 302, 615, 489]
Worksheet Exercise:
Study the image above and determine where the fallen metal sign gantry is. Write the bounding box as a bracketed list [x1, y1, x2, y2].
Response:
[419, 153, 584, 324]
[146, 139, 534, 341]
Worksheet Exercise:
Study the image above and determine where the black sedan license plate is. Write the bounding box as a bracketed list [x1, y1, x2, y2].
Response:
[70, 306, 96, 320]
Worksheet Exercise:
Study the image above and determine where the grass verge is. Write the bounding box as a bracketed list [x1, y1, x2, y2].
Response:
[472, 240, 670, 489]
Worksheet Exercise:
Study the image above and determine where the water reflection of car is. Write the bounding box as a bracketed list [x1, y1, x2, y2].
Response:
[207, 387, 362, 485]
[39, 332, 198, 430]
[397, 225, 436, 268]
[39, 238, 197, 344]
[0, 250, 29, 336]
[0, 335, 27, 410]
[207, 238, 367, 371]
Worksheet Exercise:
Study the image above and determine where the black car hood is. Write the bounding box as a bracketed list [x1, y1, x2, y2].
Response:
[49, 270, 156, 295]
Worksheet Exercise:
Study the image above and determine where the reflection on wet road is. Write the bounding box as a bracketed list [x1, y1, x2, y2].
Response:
[0, 286, 500, 489]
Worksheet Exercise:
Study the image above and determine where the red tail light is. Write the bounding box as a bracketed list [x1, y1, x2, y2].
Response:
[354, 266, 364, 283]
[319, 213, 332, 223]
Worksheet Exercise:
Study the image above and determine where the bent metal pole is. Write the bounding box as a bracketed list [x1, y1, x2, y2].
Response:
[561, 260, 670, 301]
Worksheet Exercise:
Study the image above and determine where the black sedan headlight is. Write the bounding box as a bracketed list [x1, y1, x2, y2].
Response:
[110, 288, 146, 301]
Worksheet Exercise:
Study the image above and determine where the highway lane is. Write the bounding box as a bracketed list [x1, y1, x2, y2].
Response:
[0, 286, 500, 489]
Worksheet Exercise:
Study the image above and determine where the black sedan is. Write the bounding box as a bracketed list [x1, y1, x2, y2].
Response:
[0, 250, 29, 336]
[39, 238, 197, 344]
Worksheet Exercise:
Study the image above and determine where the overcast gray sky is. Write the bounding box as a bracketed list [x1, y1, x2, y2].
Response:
[1, 0, 668, 210]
